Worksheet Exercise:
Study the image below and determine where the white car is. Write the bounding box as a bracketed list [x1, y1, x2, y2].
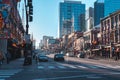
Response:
[65, 52, 74, 57]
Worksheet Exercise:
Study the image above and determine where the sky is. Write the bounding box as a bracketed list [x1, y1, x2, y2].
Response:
[20, 0, 96, 46]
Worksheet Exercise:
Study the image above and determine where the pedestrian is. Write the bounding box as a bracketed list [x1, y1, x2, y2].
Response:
[112, 47, 115, 57]
[0, 51, 4, 65]
[6, 51, 11, 64]
[115, 47, 119, 61]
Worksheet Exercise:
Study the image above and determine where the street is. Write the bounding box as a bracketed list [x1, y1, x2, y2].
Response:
[0, 54, 120, 80]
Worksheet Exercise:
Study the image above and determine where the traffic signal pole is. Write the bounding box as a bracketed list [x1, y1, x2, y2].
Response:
[24, 0, 29, 35]
[24, 0, 33, 35]
[23, 0, 33, 66]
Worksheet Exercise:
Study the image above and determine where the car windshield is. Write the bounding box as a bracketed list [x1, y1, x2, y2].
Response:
[56, 54, 63, 57]
[39, 55, 46, 57]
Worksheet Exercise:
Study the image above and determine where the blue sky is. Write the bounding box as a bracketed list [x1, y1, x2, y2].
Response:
[20, 0, 96, 46]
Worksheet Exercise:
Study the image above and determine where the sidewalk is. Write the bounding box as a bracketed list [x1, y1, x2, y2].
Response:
[68, 56, 120, 66]
[48, 54, 120, 66]
[85, 58, 120, 65]
[0, 58, 25, 69]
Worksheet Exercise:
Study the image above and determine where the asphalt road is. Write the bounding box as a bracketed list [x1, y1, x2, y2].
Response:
[0, 54, 120, 80]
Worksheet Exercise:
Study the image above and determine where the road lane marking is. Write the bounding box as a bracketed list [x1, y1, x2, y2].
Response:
[94, 65, 108, 69]
[0, 69, 22, 80]
[77, 65, 88, 69]
[33, 74, 102, 80]
[0, 73, 14, 76]
[101, 65, 120, 69]
[68, 65, 77, 68]
[38, 66, 44, 69]
[57, 66, 66, 69]
[89, 66, 98, 69]
[0, 75, 10, 78]
[0, 79, 5, 80]
[58, 63, 77, 69]
[48, 66, 55, 69]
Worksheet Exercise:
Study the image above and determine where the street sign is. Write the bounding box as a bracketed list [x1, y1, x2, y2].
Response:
[24, 34, 31, 44]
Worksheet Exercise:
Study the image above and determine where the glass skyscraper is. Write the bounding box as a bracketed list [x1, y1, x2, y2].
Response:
[59, 1, 85, 38]
[94, 0, 104, 26]
[105, 0, 120, 16]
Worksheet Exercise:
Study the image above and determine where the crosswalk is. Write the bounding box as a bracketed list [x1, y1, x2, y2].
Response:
[0, 69, 22, 80]
[37, 64, 120, 70]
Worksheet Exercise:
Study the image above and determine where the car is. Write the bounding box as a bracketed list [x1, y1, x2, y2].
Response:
[38, 55, 48, 62]
[54, 54, 64, 61]
[65, 52, 74, 57]
[77, 52, 85, 58]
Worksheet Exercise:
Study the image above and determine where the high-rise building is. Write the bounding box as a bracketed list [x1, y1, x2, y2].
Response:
[85, 7, 94, 31]
[59, 0, 85, 38]
[43, 36, 53, 49]
[104, 0, 120, 17]
[94, 0, 104, 26]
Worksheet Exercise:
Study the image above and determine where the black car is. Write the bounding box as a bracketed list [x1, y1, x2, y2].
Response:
[54, 54, 64, 61]
[38, 55, 48, 62]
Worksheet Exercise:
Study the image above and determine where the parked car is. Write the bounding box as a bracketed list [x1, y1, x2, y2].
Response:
[54, 54, 64, 61]
[38, 55, 48, 62]
[77, 52, 85, 58]
[65, 52, 74, 57]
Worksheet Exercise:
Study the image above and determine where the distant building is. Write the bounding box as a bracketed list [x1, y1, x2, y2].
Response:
[47, 38, 60, 52]
[85, 7, 94, 31]
[104, 0, 120, 17]
[39, 40, 43, 49]
[94, 0, 104, 26]
[43, 36, 53, 49]
[59, 0, 85, 38]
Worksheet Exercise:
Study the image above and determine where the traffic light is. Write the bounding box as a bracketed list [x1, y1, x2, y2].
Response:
[29, 15, 33, 22]
[28, 0, 32, 6]
[28, 0, 33, 22]
[29, 6, 33, 15]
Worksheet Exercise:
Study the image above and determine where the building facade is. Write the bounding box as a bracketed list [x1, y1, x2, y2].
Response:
[94, 0, 104, 26]
[59, 0, 85, 38]
[85, 7, 94, 31]
[104, 0, 120, 17]
[101, 10, 120, 58]
[0, 0, 24, 59]
[43, 36, 53, 49]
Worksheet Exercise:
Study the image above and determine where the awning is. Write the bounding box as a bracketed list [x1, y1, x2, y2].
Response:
[92, 49, 100, 51]
[115, 44, 120, 47]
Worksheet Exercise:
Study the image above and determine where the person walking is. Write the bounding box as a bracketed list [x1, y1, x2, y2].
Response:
[6, 51, 11, 64]
[115, 47, 119, 61]
[0, 51, 4, 65]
